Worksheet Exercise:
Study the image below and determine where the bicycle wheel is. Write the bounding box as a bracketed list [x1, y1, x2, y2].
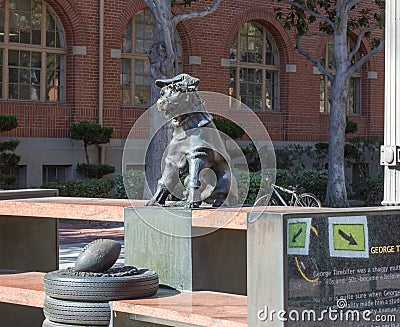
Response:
[254, 195, 278, 206]
[295, 193, 321, 207]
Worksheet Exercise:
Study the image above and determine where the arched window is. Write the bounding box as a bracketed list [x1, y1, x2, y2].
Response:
[121, 8, 183, 106]
[229, 22, 279, 111]
[320, 38, 362, 115]
[0, 0, 66, 101]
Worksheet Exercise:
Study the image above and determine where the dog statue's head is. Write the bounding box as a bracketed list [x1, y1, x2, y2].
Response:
[156, 74, 204, 120]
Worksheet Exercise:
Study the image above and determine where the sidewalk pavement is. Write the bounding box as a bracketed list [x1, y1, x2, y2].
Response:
[58, 220, 125, 270]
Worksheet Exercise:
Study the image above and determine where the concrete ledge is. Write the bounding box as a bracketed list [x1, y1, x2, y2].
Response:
[0, 271, 45, 308]
[0, 272, 247, 327]
[0, 189, 58, 200]
[0, 197, 140, 222]
[113, 289, 247, 327]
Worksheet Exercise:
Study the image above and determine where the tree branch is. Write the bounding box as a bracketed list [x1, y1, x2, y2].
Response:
[172, 0, 221, 24]
[346, 0, 365, 10]
[296, 35, 334, 81]
[348, 21, 381, 61]
[279, 0, 336, 31]
[349, 37, 384, 75]
[142, 0, 156, 9]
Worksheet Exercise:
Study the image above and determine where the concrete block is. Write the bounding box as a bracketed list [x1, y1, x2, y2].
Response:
[124, 207, 246, 295]
[0, 216, 58, 272]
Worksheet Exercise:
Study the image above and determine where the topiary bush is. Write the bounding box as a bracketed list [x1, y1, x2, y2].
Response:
[76, 163, 115, 179]
[42, 179, 115, 198]
[70, 121, 115, 180]
[70, 121, 113, 164]
[0, 115, 20, 189]
[0, 115, 18, 132]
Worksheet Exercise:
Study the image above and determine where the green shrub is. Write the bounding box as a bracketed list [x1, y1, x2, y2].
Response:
[257, 169, 327, 203]
[233, 168, 276, 205]
[0, 174, 17, 187]
[43, 179, 115, 198]
[345, 118, 358, 134]
[0, 152, 20, 168]
[0, 115, 18, 132]
[76, 163, 115, 179]
[70, 121, 113, 165]
[233, 168, 252, 204]
[114, 170, 145, 199]
[241, 142, 261, 172]
[275, 144, 310, 172]
[293, 169, 328, 202]
[0, 140, 20, 152]
[0, 115, 20, 189]
[352, 176, 383, 205]
[112, 167, 328, 205]
[70, 121, 113, 146]
[213, 118, 245, 139]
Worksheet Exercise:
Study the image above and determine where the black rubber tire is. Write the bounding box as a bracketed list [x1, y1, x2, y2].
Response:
[44, 269, 159, 301]
[43, 296, 110, 325]
[42, 319, 104, 327]
[294, 193, 322, 207]
[254, 195, 279, 206]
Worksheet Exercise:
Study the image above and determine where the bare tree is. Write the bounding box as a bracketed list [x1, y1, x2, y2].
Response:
[275, 0, 385, 207]
[142, 0, 221, 197]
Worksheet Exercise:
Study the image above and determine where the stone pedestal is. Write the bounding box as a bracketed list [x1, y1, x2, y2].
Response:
[124, 207, 247, 295]
[0, 216, 58, 272]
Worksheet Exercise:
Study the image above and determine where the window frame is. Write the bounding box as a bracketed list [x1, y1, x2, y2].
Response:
[319, 38, 362, 115]
[0, 0, 66, 102]
[229, 22, 280, 111]
[42, 165, 70, 184]
[121, 8, 183, 107]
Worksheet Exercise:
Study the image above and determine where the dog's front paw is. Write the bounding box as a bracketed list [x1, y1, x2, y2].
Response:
[145, 200, 162, 207]
[183, 201, 201, 209]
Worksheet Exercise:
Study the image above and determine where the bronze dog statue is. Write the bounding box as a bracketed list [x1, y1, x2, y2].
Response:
[146, 74, 238, 208]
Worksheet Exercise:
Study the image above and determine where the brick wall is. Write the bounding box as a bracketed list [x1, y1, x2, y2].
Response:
[1, 0, 385, 143]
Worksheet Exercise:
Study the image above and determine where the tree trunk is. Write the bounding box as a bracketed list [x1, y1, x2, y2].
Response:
[325, 75, 350, 207]
[324, 8, 351, 208]
[143, 1, 178, 198]
[325, 26, 350, 208]
[84, 143, 90, 164]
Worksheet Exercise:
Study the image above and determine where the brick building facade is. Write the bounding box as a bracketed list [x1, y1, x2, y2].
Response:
[0, 0, 384, 187]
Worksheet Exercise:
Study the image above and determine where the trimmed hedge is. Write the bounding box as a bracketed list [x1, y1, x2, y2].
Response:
[43, 179, 115, 198]
[41, 168, 330, 204]
[235, 169, 328, 205]
[76, 163, 115, 179]
[114, 170, 145, 199]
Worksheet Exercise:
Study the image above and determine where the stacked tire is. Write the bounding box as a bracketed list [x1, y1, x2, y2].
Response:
[42, 268, 159, 327]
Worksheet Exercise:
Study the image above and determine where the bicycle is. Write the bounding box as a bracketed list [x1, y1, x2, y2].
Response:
[254, 184, 322, 207]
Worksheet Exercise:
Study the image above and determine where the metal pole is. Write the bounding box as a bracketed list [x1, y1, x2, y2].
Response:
[382, 0, 400, 205]
[99, 0, 106, 164]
